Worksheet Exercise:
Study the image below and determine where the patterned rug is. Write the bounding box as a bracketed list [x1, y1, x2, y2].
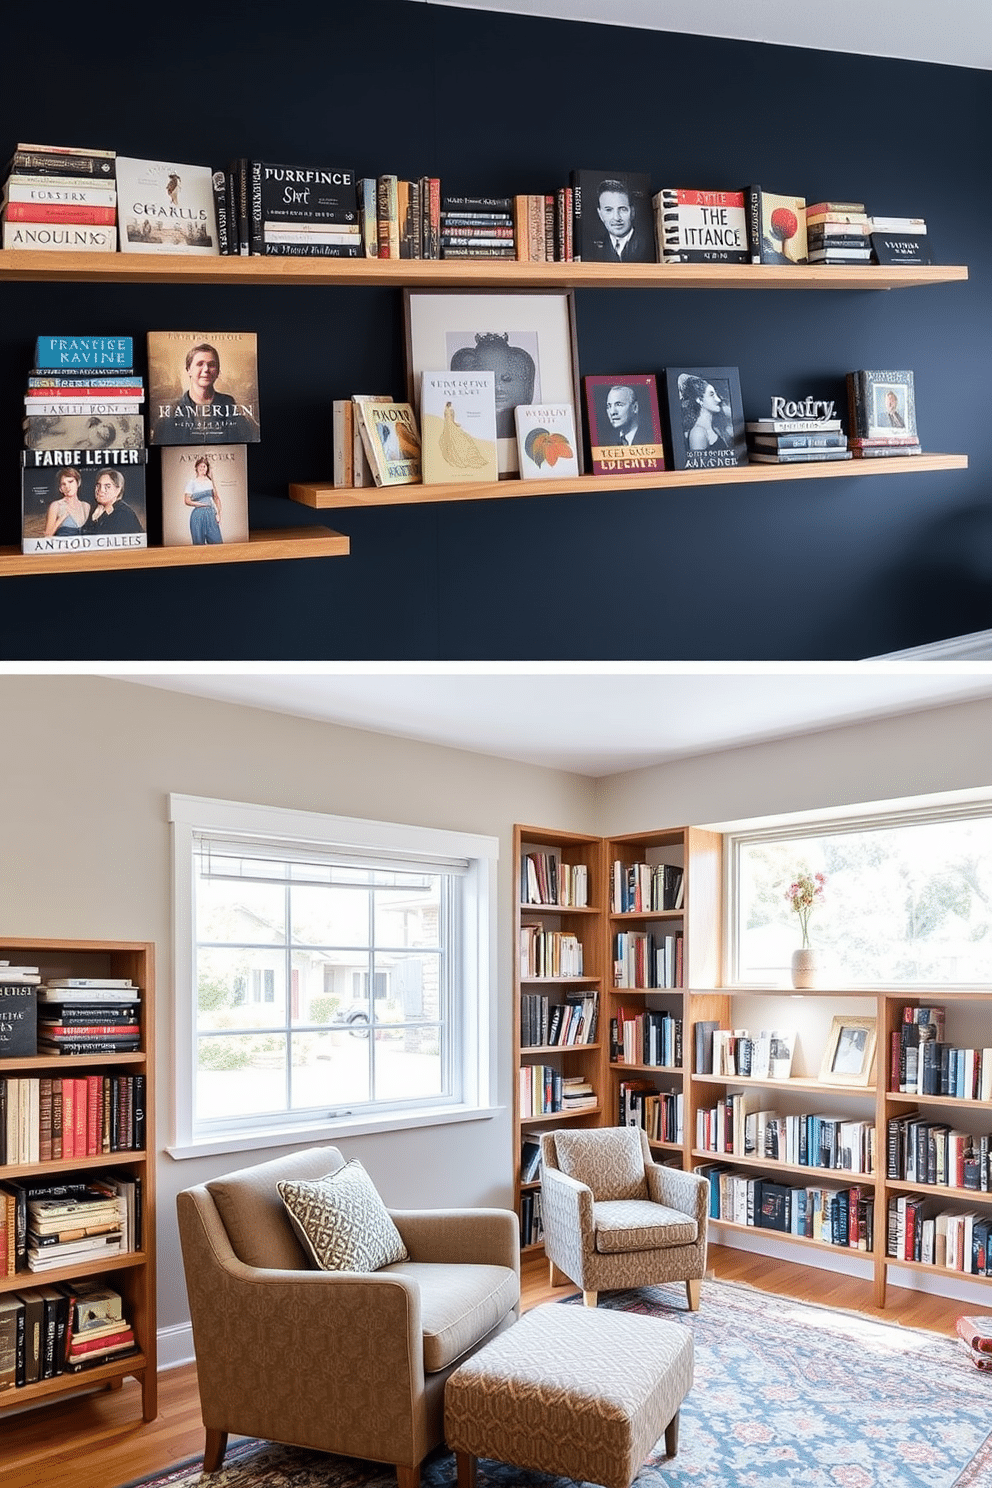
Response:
[121, 1279, 992, 1488]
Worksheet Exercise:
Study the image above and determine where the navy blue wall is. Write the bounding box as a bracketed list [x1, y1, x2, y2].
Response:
[0, 1, 988, 659]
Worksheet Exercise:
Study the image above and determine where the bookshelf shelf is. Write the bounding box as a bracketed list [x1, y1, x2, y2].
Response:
[0, 527, 349, 578]
[0, 250, 968, 292]
[289, 454, 968, 511]
[0, 936, 156, 1422]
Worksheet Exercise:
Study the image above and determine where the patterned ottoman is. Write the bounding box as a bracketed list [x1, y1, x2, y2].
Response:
[444, 1303, 694, 1488]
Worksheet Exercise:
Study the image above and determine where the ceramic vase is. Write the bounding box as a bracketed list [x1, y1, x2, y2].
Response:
[791, 947, 818, 990]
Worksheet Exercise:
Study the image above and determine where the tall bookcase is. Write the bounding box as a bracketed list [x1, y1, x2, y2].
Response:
[0, 936, 156, 1421]
[513, 825, 992, 1309]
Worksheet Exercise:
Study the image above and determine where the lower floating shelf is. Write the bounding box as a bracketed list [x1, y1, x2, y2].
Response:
[0, 526, 349, 577]
[290, 453, 968, 510]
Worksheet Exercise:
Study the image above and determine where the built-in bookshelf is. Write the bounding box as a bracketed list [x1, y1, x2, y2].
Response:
[0, 937, 156, 1421]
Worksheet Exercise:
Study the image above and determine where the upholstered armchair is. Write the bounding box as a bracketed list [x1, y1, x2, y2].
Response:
[540, 1126, 708, 1310]
[177, 1145, 520, 1488]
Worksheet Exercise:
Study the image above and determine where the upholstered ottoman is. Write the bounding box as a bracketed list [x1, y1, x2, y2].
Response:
[444, 1303, 694, 1488]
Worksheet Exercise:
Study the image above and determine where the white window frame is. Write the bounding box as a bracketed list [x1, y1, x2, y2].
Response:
[724, 789, 992, 988]
[168, 792, 499, 1159]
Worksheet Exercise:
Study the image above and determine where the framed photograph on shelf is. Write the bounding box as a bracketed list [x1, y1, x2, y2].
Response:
[663, 365, 747, 471]
[404, 291, 581, 477]
[819, 1015, 877, 1086]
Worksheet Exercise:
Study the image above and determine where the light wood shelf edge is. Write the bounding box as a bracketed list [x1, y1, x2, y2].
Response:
[0, 526, 349, 577]
[291, 455, 967, 509]
[0, 250, 968, 291]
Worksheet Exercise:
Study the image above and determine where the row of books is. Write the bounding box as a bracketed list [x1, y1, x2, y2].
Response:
[887, 1197, 990, 1275]
[0, 1280, 136, 1389]
[0, 1073, 146, 1165]
[693, 1021, 797, 1080]
[696, 1165, 876, 1248]
[886, 1115, 990, 1191]
[695, 1100, 875, 1175]
[518, 1067, 597, 1119]
[1, 146, 932, 269]
[612, 931, 684, 990]
[0, 971, 143, 1057]
[619, 1082, 683, 1144]
[890, 1005, 992, 1099]
[611, 1009, 683, 1068]
[520, 993, 599, 1049]
[1, 1174, 142, 1277]
[520, 852, 590, 908]
[610, 860, 685, 914]
[519, 926, 584, 980]
[519, 1187, 544, 1248]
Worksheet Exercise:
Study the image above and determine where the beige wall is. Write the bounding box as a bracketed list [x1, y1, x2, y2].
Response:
[0, 675, 596, 1339]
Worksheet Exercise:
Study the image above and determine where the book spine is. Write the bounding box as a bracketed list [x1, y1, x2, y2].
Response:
[377, 175, 398, 259]
[358, 177, 378, 257]
[4, 202, 116, 226]
[249, 160, 263, 256]
[234, 157, 249, 256]
[212, 169, 230, 255]
[255, 242, 361, 257]
[745, 186, 763, 264]
[4, 182, 116, 206]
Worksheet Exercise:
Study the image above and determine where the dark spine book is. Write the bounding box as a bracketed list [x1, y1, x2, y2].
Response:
[249, 160, 263, 256]
[212, 169, 230, 254]
[233, 157, 250, 256]
[257, 242, 361, 257]
[745, 186, 762, 264]
[441, 195, 513, 211]
[13, 1299, 26, 1387]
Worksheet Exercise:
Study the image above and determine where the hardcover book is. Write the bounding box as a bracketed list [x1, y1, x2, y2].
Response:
[570, 169, 654, 263]
[514, 404, 580, 480]
[250, 161, 358, 224]
[115, 157, 219, 255]
[664, 367, 747, 470]
[23, 412, 145, 453]
[847, 370, 917, 439]
[583, 375, 664, 475]
[745, 187, 808, 265]
[147, 332, 260, 445]
[871, 231, 932, 266]
[420, 371, 498, 484]
[21, 450, 147, 554]
[652, 188, 748, 263]
[355, 400, 422, 486]
[160, 445, 249, 546]
[4, 181, 116, 206]
[0, 984, 37, 1058]
[2, 223, 116, 252]
[35, 335, 133, 369]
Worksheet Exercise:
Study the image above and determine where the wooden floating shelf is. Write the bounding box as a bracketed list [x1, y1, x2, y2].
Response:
[0, 526, 349, 578]
[291, 454, 968, 510]
[0, 249, 968, 292]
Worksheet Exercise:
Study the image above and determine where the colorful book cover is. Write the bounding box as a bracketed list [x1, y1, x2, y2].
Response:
[664, 367, 748, 470]
[115, 157, 219, 255]
[745, 187, 808, 265]
[583, 375, 664, 475]
[160, 445, 249, 546]
[355, 400, 421, 486]
[420, 370, 498, 483]
[34, 335, 133, 369]
[570, 169, 654, 262]
[147, 332, 260, 445]
[514, 404, 579, 480]
[21, 450, 148, 553]
[653, 188, 748, 263]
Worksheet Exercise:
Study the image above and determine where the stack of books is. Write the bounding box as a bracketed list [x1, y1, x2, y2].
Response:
[805, 201, 872, 265]
[440, 193, 515, 260]
[746, 412, 851, 465]
[20, 334, 148, 556]
[1, 141, 117, 253]
[63, 1281, 138, 1373]
[846, 369, 922, 458]
[27, 1186, 126, 1272]
[36, 977, 142, 1056]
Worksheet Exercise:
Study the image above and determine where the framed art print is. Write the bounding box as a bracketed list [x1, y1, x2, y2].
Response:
[404, 291, 581, 476]
[664, 365, 747, 470]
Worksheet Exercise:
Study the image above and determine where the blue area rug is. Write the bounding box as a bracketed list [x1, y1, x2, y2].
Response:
[121, 1279, 992, 1488]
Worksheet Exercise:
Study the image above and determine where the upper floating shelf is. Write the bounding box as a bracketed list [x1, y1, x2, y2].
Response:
[0, 250, 968, 292]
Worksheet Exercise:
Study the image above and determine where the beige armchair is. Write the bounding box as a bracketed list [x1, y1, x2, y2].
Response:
[540, 1126, 708, 1310]
[177, 1145, 520, 1488]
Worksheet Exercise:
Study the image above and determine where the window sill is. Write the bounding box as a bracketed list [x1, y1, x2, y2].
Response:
[166, 1102, 501, 1161]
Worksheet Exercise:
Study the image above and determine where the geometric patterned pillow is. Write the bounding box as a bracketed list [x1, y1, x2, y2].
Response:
[277, 1160, 409, 1272]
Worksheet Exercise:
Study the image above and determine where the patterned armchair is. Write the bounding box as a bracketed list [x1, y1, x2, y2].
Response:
[540, 1126, 708, 1310]
[177, 1145, 520, 1488]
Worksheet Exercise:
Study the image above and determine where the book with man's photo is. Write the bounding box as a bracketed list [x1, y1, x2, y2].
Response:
[20, 448, 148, 553]
[570, 170, 654, 263]
[160, 445, 249, 547]
[846, 370, 917, 441]
[147, 331, 261, 446]
[116, 157, 219, 255]
[663, 366, 747, 471]
[583, 375, 664, 476]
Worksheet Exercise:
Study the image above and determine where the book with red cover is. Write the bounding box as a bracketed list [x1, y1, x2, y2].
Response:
[583, 374, 664, 476]
[956, 1315, 992, 1353]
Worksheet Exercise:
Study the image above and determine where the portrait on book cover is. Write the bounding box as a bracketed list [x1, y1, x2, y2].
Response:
[405, 292, 580, 476]
[21, 457, 147, 553]
[574, 170, 654, 263]
[868, 381, 916, 438]
[664, 366, 747, 470]
[160, 445, 249, 546]
[583, 375, 664, 476]
[147, 331, 261, 446]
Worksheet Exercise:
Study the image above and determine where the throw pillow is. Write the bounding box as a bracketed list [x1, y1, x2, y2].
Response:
[277, 1160, 409, 1272]
[554, 1127, 648, 1201]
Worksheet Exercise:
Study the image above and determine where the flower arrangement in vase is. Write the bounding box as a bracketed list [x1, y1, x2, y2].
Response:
[786, 870, 826, 988]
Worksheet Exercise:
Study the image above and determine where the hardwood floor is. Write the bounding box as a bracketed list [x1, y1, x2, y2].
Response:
[0, 1243, 971, 1488]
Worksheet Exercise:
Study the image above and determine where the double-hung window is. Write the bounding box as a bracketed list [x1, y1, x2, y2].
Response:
[169, 794, 497, 1157]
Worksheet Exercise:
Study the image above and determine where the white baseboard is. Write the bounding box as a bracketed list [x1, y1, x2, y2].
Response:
[157, 1320, 195, 1371]
[869, 628, 992, 660]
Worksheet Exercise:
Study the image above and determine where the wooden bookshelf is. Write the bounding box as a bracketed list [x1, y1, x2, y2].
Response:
[0, 937, 156, 1422]
[0, 527, 349, 578]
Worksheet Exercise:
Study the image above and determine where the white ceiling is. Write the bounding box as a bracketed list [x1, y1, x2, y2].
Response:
[416, 0, 992, 70]
[102, 667, 992, 777]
